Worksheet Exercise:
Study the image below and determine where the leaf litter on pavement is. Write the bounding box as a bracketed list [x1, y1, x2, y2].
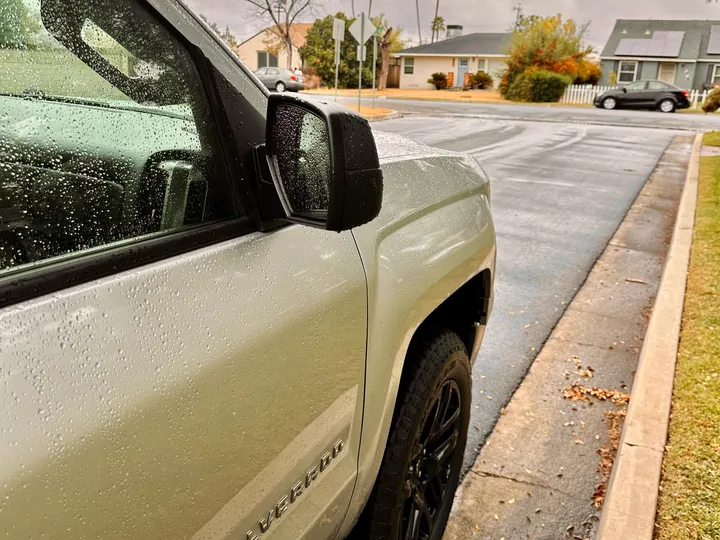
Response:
[563, 384, 630, 405]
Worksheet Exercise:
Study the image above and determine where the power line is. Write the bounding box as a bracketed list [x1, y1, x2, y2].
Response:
[512, 3, 523, 31]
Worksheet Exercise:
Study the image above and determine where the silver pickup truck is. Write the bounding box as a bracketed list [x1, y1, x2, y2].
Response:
[0, 1, 496, 539]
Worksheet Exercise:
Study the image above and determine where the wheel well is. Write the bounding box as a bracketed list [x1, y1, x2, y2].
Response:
[408, 269, 492, 361]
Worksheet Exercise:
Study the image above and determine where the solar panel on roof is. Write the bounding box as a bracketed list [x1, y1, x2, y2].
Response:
[646, 37, 666, 56]
[615, 38, 636, 55]
[661, 31, 684, 57]
[709, 26, 720, 54]
[631, 40, 650, 55]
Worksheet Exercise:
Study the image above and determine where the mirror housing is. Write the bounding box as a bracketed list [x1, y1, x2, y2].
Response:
[265, 93, 383, 232]
[622, 87, 627, 93]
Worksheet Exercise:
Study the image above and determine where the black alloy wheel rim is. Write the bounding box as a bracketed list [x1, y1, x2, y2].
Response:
[401, 379, 462, 540]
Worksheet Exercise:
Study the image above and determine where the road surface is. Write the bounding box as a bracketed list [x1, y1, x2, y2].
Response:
[373, 114, 683, 469]
[339, 95, 720, 131]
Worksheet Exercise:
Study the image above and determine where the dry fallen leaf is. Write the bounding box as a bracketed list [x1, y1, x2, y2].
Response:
[563, 384, 630, 405]
[593, 409, 627, 508]
[507, 498, 516, 505]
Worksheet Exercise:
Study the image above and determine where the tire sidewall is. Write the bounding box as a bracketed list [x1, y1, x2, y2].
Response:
[659, 99, 676, 113]
[603, 97, 617, 110]
[387, 338, 472, 540]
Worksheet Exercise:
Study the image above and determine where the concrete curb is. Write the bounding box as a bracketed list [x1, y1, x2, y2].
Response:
[365, 111, 402, 122]
[596, 132, 703, 539]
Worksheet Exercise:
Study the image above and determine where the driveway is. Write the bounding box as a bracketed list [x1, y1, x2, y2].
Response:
[341, 96, 720, 131]
[373, 115, 683, 469]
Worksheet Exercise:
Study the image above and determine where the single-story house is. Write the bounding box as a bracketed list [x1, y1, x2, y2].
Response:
[233, 22, 312, 71]
[599, 19, 720, 89]
[393, 29, 511, 89]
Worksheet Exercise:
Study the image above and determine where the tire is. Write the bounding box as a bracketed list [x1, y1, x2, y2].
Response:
[602, 97, 617, 110]
[362, 330, 472, 540]
[275, 81, 286, 92]
[659, 98, 676, 113]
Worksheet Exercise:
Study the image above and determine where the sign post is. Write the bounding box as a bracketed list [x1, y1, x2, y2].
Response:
[332, 18, 345, 102]
[349, 12, 373, 111]
[372, 26, 382, 109]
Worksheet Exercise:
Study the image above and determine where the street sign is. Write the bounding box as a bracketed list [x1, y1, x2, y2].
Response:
[332, 18, 345, 41]
[349, 13, 374, 44]
[356, 45, 367, 62]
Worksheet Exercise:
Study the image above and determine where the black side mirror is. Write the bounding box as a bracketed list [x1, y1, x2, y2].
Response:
[622, 87, 628, 93]
[265, 94, 383, 232]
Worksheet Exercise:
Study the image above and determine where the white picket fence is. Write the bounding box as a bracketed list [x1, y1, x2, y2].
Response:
[561, 84, 711, 108]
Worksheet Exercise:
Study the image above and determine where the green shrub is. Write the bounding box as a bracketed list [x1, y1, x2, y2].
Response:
[427, 72, 448, 90]
[526, 69, 573, 102]
[703, 88, 720, 113]
[472, 70, 494, 89]
[503, 69, 571, 102]
[504, 72, 532, 101]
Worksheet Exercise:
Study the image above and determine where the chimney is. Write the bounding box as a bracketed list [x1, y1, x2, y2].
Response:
[446, 25, 463, 39]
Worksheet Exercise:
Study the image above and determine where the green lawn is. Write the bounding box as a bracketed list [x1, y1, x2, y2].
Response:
[655, 133, 720, 540]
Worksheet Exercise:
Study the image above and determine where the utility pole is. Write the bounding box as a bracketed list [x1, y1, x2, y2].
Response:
[512, 3, 523, 31]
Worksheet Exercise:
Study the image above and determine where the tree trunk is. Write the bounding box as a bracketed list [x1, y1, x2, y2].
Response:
[432, 0, 440, 43]
[378, 29, 392, 91]
[286, 36, 293, 69]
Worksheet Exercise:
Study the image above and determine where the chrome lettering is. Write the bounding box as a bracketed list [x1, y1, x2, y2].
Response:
[258, 509, 274, 533]
[275, 495, 289, 518]
[305, 465, 318, 488]
[291, 480, 304, 503]
[319, 452, 332, 472]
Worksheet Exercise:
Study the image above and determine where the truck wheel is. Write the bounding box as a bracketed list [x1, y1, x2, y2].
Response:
[364, 330, 471, 540]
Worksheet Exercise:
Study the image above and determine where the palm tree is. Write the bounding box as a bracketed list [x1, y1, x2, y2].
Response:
[431, 16, 445, 43]
[431, 0, 441, 43]
[415, 0, 422, 44]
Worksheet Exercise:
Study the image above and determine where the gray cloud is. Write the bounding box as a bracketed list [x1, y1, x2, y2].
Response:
[183, 0, 720, 50]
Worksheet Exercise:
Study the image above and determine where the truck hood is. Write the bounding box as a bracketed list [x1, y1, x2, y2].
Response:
[372, 129, 460, 163]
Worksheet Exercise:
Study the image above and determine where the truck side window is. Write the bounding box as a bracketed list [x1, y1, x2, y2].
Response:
[0, 0, 236, 275]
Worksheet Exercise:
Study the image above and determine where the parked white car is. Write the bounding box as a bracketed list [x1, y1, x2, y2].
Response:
[0, 1, 496, 539]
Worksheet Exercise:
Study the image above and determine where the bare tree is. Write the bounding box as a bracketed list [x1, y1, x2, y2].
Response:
[244, 0, 314, 69]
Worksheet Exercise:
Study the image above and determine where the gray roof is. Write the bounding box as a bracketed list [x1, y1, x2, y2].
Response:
[601, 19, 720, 60]
[395, 33, 512, 56]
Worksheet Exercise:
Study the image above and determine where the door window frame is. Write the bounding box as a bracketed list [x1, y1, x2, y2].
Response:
[712, 64, 720, 86]
[618, 61, 638, 83]
[0, 0, 263, 309]
[403, 57, 414, 75]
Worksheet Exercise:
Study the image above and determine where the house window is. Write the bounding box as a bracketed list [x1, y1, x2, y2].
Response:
[712, 65, 720, 87]
[257, 51, 278, 69]
[618, 61, 638, 83]
[404, 57, 414, 75]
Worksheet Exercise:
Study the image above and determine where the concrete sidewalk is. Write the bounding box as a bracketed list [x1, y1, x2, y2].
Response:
[442, 135, 693, 540]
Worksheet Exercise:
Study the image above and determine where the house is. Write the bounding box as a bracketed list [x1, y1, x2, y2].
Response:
[233, 22, 312, 71]
[599, 20, 720, 90]
[393, 28, 511, 89]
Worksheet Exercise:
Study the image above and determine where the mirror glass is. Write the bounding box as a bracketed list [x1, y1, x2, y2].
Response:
[272, 104, 331, 217]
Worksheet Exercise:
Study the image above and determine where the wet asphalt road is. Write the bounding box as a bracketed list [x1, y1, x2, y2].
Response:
[372, 113, 684, 470]
[341, 96, 720, 131]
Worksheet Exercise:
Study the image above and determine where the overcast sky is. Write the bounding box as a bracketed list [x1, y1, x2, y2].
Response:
[183, 0, 720, 50]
